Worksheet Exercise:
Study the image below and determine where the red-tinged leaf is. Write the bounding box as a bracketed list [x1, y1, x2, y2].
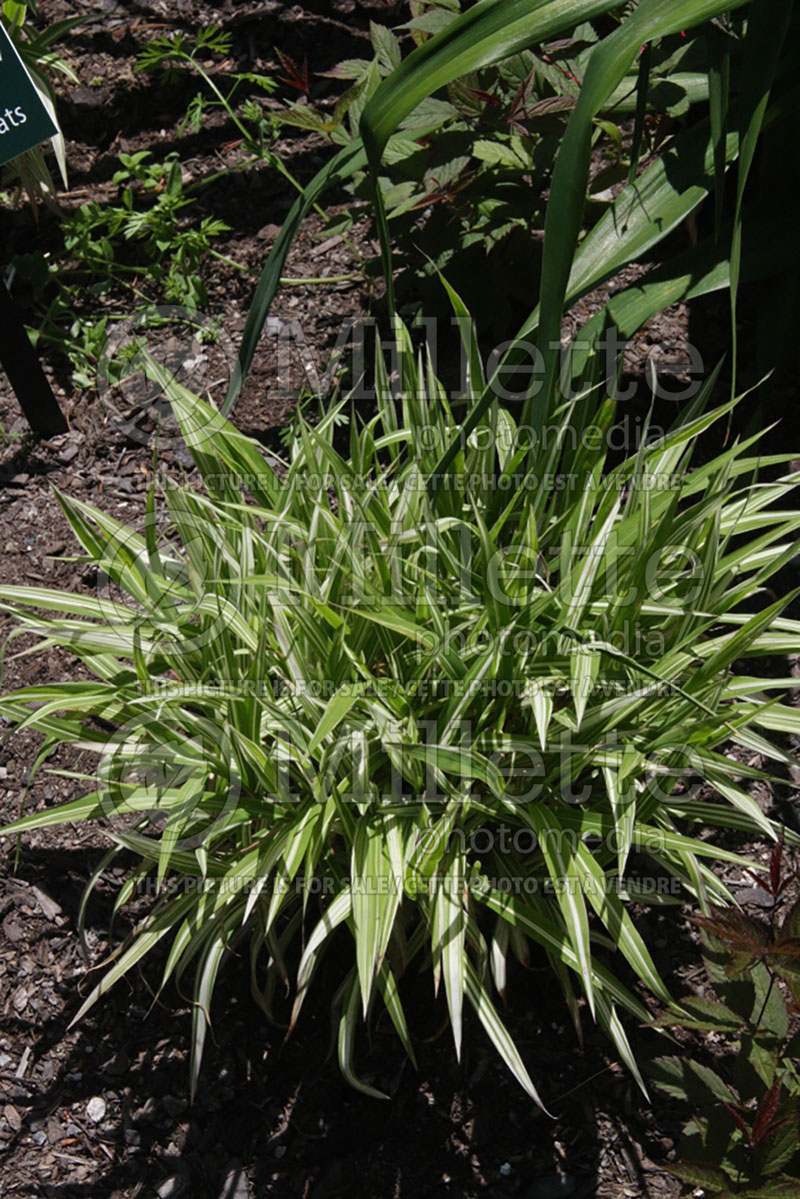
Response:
[725, 1102, 753, 1144]
[752, 1080, 784, 1147]
[693, 907, 770, 952]
[760, 1115, 793, 1143]
[467, 88, 500, 108]
[276, 48, 310, 95]
[748, 867, 774, 895]
[506, 68, 536, 117]
[776, 873, 796, 899]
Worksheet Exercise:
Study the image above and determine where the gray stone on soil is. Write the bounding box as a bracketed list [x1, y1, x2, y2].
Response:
[736, 885, 774, 907]
[85, 1096, 107, 1124]
[46, 1118, 64, 1144]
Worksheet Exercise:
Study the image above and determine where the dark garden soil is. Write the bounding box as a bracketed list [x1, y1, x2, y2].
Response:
[1, 3, 799, 1197]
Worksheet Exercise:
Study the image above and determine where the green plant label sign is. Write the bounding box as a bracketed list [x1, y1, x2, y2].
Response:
[0, 23, 58, 168]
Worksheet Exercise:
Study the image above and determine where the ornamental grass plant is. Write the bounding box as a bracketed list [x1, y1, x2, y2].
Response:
[1, 328, 799, 1103]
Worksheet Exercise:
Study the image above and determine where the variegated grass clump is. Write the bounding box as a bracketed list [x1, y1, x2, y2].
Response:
[1, 331, 799, 1106]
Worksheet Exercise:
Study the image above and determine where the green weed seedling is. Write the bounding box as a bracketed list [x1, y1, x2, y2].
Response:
[13, 148, 232, 387]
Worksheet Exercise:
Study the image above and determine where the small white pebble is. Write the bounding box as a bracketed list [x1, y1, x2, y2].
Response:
[500, 1163, 512, 1177]
[86, 1096, 106, 1123]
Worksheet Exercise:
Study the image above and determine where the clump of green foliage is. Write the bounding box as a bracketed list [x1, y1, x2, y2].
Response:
[135, 25, 280, 168]
[1, 0, 799, 1118]
[66, 150, 231, 311]
[271, 3, 740, 332]
[233, 0, 796, 411]
[0, 314, 799, 1101]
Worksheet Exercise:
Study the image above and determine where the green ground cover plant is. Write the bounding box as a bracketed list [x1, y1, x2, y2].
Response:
[14, 148, 233, 389]
[9, 22, 368, 392]
[135, 26, 282, 186]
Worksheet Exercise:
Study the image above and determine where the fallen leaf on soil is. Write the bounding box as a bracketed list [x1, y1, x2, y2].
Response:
[3, 1104, 21, 1132]
[32, 887, 62, 920]
[12, 986, 30, 1013]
